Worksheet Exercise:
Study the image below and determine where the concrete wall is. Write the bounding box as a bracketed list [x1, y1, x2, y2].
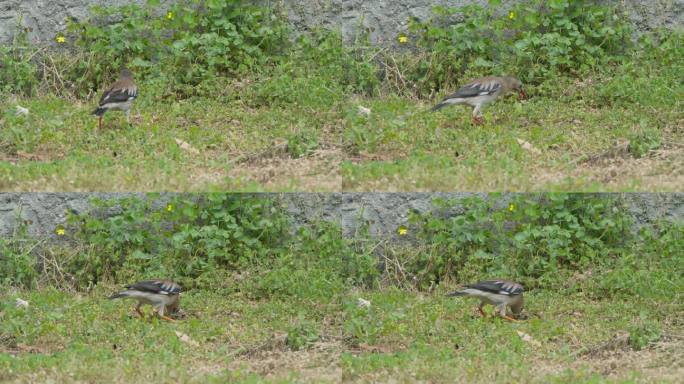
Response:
[0, 0, 146, 44]
[1, 193, 682, 241]
[1, 0, 683, 45]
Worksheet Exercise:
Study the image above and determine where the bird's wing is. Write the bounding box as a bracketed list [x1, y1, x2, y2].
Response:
[466, 280, 523, 295]
[125, 280, 181, 295]
[99, 79, 138, 105]
[443, 78, 502, 100]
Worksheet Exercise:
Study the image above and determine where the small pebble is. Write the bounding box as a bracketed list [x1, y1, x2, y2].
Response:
[357, 105, 371, 116]
[15, 298, 29, 308]
[15, 105, 29, 116]
[357, 298, 371, 308]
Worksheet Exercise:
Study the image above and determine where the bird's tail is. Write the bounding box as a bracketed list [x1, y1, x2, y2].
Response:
[108, 291, 128, 300]
[92, 107, 107, 116]
[430, 102, 449, 112]
[446, 290, 468, 297]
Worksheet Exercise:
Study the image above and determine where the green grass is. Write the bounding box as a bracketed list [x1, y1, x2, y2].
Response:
[1, 0, 682, 191]
[1, 66, 682, 192]
[2, 197, 681, 382]
[1, 281, 681, 383]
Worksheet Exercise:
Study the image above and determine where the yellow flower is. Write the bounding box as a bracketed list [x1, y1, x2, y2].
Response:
[166, 11, 174, 20]
[398, 35, 409, 44]
[55, 227, 66, 236]
[508, 203, 516, 212]
[508, 11, 516, 20]
[55, 36, 66, 43]
[398, 225, 408, 236]
[166, 203, 174, 212]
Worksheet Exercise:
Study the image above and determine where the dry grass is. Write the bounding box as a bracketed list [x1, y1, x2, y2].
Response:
[1, 283, 681, 383]
[1, 78, 681, 191]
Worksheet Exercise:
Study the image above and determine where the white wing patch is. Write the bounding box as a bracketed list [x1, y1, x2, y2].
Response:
[160, 281, 175, 293]
[474, 81, 501, 95]
[496, 280, 523, 294]
[101, 87, 137, 104]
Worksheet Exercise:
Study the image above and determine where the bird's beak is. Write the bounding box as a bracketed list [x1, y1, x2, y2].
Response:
[518, 89, 527, 100]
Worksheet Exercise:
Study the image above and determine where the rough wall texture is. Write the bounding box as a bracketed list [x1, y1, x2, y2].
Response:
[1, 0, 683, 45]
[1, 193, 682, 241]
[0, 0, 146, 44]
[283, 0, 684, 44]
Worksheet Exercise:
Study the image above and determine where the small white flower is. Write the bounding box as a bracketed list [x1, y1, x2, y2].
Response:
[356, 298, 371, 308]
[357, 106, 371, 117]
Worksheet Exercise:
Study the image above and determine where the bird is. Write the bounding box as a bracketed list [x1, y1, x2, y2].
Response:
[92, 68, 137, 129]
[447, 279, 524, 322]
[108, 279, 181, 322]
[431, 76, 527, 125]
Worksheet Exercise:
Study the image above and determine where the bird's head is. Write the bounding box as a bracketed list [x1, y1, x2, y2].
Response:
[513, 78, 527, 100]
[119, 68, 134, 79]
[166, 294, 181, 314]
[505, 76, 526, 100]
[510, 295, 524, 318]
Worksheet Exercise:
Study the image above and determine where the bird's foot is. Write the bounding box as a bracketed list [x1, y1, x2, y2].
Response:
[477, 307, 486, 317]
[160, 315, 176, 322]
[502, 315, 519, 323]
[472, 116, 485, 125]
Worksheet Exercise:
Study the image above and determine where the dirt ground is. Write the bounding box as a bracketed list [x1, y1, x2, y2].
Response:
[227, 145, 345, 191]
[537, 332, 684, 382]
[179, 330, 684, 382]
[538, 134, 684, 190]
[222, 141, 683, 192]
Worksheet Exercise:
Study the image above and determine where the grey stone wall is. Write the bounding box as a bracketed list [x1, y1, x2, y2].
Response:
[1, 193, 682, 241]
[0, 0, 146, 45]
[1, 0, 683, 46]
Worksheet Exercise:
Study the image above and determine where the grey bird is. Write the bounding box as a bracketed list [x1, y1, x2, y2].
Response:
[431, 76, 527, 125]
[108, 280, 181, 322]
[92, 68, 137, 129]
[447, 279, 524, 322]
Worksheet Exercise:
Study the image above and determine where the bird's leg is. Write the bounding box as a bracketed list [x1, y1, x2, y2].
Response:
[125, 110, 131, 125]
[498, 305, 518, 322]
[135, 303, 144, 319]
[502, 315, 519, 323]
[156, 305, 175, 322]
[471, 105, 485, 125]
[477, 303, 486, 317]
[98, 116, 103, 130]
[472, 115, 484, 125]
